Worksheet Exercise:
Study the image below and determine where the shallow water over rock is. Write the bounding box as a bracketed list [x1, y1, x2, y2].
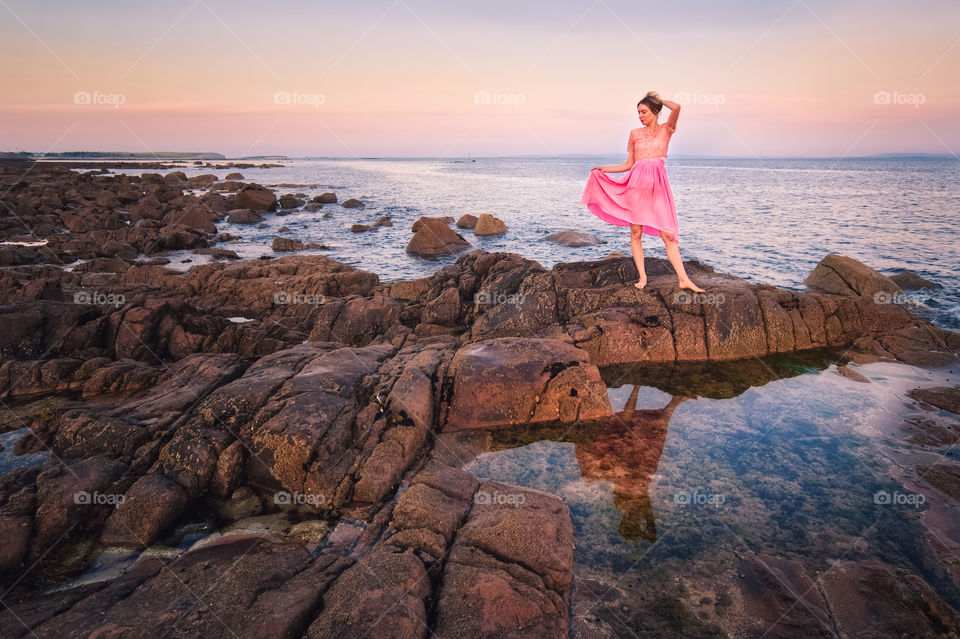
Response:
[463, 352, 960, 637]
[0, 428, 50, 475]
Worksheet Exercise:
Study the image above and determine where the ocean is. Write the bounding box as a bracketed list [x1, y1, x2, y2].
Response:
[113, 156, 960, 330]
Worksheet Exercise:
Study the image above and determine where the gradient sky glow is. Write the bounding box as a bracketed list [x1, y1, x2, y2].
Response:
[2, 0, 959, 158]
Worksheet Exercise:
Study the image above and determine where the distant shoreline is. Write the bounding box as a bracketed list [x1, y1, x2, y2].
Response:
[2, 153, 955, 163]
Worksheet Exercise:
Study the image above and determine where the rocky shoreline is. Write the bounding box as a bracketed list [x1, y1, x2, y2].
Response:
[1, 160, 959, 637]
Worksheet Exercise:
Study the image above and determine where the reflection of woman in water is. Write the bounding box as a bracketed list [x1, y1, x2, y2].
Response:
[575, 386, 688, 541]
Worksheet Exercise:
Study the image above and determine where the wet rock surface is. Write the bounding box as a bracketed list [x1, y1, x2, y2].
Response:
[1, 160, 959, 637]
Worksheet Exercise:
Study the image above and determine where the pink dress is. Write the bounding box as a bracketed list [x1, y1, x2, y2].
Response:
[581, 123, 678, 238]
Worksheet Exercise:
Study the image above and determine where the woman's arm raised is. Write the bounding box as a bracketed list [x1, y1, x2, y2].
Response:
[661, 99, 681, 132]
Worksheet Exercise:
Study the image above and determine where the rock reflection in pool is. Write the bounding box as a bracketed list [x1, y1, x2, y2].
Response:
[463, 351, 960, 636]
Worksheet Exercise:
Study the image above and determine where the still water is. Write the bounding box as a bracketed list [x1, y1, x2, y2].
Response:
[463, 353, 960, 637]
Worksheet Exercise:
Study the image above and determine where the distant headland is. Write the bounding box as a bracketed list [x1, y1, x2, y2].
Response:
[0, 152, 288, 161]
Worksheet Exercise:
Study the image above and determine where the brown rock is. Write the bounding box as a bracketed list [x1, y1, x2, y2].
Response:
[422, 286, 463, 326]
[95, 189, 120, 209]
[474, 213, 507, 235]
[272, 237, 325, 252]
[279, 194, 305, 209]
[211, 180, 244, 192]
[226, 208, 262, 224]
[0, 357, 86, 399]
[471, 270, 558, 340]
[71, 257, 132, 274]
[17, 538, 343, 639]
[568, 305, 676, 366]
[456, 214, 478, 229]
[240, 343, 395, 504]
[208, 440, 245, 499]
[185, 254, 379, 314]
[187, 174, 218, 187]
[99, 240, 137, 260]
[387, 482, 470, 553]
[545, 230, 604, 246]
[918, 462, 960, 501]
[164, 206, 217, 234]
[834, 364, 871, 383]
[80, 358, 162, 400]
[307, 548, 430, 639]
[442, 337, 612, 431]
[818, 558, 960, 637]
[701, 287, 768, 360]
[158, 224, 208, 250]
[803, 254, 902, 299]
[890, 269, 941, 289]
[309, 295, 403, 345]
[31, 456, 127, 559]
[236, 184, 278, 212]
[406, 218, 471, 258]
[903, 416, 960, 447]
[433, 481, 574, 638]
[411, 215, 454, 232]
[193, 247, 239, 260]
[100, 473, 189, 547]
[0, 515, 32, 574]
[353, 347, 444, 503]
[909, 386, 960, 415]
[106, 353, 247, 428]
[340, 198, 364, 208]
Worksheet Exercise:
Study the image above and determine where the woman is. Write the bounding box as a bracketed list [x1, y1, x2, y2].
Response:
[581, 91, 704, 292]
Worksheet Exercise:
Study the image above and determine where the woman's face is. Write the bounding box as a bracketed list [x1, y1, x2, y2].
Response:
[637, 104, 656, 126]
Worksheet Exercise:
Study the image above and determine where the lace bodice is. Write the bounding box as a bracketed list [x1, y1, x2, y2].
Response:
[629, 124, 675, 159]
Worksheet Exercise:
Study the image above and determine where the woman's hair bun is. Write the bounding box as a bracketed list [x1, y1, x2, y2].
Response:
[637, 91, 664, 114]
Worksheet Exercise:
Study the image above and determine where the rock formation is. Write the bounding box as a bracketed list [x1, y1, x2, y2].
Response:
[1, 160, 958, 637]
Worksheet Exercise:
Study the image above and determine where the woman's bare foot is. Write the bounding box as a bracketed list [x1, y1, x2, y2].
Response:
[678, 279, 705, 292]
[634, 274, 647, 290]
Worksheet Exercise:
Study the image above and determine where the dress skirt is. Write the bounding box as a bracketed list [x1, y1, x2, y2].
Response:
[581, 157, 678, 238]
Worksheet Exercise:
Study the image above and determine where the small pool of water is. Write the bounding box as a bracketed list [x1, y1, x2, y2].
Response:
[0, 427, 50, 475]
[463, 352, 960, 637]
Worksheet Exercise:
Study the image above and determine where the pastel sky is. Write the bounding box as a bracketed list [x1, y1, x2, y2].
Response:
[1, 0, 958, 158]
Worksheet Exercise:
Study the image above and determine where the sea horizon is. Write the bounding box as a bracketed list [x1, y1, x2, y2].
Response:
[17, 152, 959, 161]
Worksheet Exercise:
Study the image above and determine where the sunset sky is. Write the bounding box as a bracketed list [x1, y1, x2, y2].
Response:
[1, 0, 958, 158]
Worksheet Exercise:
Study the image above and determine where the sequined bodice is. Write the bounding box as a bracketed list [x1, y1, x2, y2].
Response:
[630, 124, 674, 159]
